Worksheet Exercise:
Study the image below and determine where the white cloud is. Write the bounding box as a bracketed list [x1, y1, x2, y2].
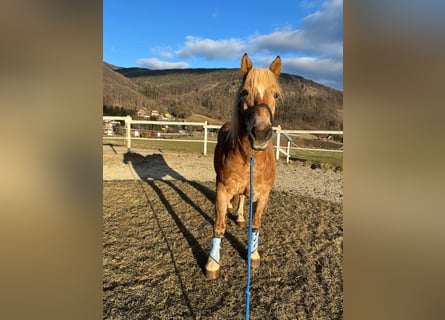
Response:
[248, 29, 307, 53]
[137, 58, 189, 69]
[283, 56, 343, 89]
[175, 36, 244, 60]
[284, 57, 342, 76]
[141, 0, 343, 88]
[247, 0, 343, 88]
[150, 47, 173, 59]
[248, 0, 342, 57]
[302, 0, 343, 45]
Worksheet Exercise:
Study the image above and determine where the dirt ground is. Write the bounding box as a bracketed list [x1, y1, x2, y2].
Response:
[103, 146, 343, 319]
[103, 145, 343, 204]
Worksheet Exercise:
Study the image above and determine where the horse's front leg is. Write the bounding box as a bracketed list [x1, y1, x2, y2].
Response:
[205, 182, 228, 279]
[249, 192, 271, 269]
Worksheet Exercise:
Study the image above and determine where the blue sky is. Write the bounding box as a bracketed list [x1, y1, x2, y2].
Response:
[103, 0, 343, 90]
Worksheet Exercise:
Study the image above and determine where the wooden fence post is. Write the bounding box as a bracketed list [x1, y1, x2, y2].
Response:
[126, 115, 132, 151]
[275, 125, 281, 160]
[203, 121, 208, 155]
[286, 139, 291, 163]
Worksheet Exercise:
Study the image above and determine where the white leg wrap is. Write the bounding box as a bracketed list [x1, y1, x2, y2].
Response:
[209, 237, 222, 264]
[251, 231, 259, 253]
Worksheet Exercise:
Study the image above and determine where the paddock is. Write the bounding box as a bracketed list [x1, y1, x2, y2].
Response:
[103, 146, 343, 319]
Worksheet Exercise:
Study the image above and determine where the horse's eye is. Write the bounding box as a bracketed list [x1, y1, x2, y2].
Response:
[273, 92, 279, 99]
[240, 89, 249, 98]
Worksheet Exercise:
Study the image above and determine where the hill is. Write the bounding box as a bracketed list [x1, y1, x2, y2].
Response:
[103, 62, 343, 130]
[103, 63, 153, 113]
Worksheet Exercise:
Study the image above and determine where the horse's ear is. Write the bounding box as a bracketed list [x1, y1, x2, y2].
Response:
[269, 56, 282, 77]
[241, 53, 253, 77]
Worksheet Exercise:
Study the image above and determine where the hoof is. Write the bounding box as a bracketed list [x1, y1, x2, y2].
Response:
[205, 257, 220, 280]
[251, 251, 261, 269]
[236, 219, 245, 226]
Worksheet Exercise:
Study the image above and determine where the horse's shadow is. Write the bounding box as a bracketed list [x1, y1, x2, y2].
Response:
[122, 151, 246, 271]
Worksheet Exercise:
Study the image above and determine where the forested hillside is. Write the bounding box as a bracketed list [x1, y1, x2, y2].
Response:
[103, 62, 342, 130]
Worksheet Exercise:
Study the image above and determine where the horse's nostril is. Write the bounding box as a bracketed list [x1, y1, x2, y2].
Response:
[252, 124, 272, 141]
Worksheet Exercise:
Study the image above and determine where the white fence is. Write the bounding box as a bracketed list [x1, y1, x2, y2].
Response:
[103, 116, 343, 163]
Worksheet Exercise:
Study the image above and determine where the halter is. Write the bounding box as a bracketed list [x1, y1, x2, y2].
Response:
[241, 103, 273, 125]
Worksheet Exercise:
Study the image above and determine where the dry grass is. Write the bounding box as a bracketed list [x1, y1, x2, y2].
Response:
[102, 138, 342, 170]
[186, 113, 224, 125]
[103, 178, 342, 319]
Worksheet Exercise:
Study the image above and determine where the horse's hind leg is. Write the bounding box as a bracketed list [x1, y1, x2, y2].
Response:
[227, 197, 234, 210]
[205, 182, 228, 279]
[236, 195, 245, 225]
[227, 194, 245, 225]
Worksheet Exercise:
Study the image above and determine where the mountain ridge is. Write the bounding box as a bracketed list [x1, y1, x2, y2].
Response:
[103, 62, 342, 130]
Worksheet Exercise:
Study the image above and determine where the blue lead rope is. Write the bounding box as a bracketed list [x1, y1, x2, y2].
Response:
[245, 154, 255, 319]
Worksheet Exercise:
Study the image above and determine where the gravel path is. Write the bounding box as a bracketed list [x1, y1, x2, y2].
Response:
[103, 145, 343, 203]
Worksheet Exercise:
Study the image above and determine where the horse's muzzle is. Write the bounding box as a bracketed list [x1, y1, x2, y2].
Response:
[249, 122, 272, 150]
[245, 103, 273, 151]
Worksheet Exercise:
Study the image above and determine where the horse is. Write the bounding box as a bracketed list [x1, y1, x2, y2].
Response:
[205, 53, 282, 279]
